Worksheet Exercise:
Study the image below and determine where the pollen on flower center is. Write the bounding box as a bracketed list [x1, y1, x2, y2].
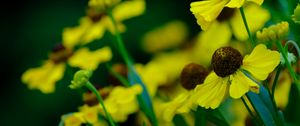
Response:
[86, 8, 105, 22]
[49, 44, 73, 63]
[212, 47, 243, 77]
[217, 7, 236, 22]
[180, 63, 209, 90]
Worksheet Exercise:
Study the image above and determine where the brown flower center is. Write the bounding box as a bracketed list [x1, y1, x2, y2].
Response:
[217, 7, 236, 22]
[49, 44, 73, 64]
[211, 47, 243, 77]
[180, 63, 209, 90]
[86, 8, 105, 22]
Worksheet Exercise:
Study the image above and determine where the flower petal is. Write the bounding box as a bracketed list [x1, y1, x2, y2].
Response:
[230, 70, 259, 99]
[242, 44, 280, 80]
[190, 0, 228, 30]
[193, 72, 228, 109]
[21, 60, 65, 93]
[226, 0, 245, 8]
[68, 47, 112, 70]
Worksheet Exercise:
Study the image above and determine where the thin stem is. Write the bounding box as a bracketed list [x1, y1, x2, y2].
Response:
[239, 7, 255, 48]
[275, 40, 300, 90]
[285, 40, 300, 58]
[106, 9, 133, 67]
[106, 9, 158, 126]
[85, 82, 115, 126]
[105, 63, 130, 87]
[241, 97, 261, 126]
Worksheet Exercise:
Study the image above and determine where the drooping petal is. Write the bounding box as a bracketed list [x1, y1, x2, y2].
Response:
[193, 72, 228, 109]
[230, 3, 270, 41]
[190, 0, 228, 30]
[68, 47, 112, 70]
[242, 44, 280, 80]
[229, 70, 259, 99]
[21, 60, 65, 93]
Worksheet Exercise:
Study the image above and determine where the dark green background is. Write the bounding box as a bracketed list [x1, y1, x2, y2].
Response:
[1, 0, 198, 125]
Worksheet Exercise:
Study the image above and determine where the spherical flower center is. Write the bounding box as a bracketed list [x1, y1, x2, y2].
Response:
[217, 7, 235, 22]
[180, 63, 209, 90]
[212, 47, 243, 77]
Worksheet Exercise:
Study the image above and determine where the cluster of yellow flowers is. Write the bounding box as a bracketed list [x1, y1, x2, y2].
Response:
[21, 0, 300, 126]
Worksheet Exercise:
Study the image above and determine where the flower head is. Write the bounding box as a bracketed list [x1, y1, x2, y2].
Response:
[256, 21, 289, 42]
[69, 70, 93, 89]
[22, 45, 112, 93]
[192, 44, 280, 109]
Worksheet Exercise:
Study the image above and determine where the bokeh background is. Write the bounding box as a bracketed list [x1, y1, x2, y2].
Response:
[1, 0, 199, 125]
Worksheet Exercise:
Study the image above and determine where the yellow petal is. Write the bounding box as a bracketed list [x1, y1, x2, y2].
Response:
[81, 19, 106, 44]
[63, 17, 106, 48]
[68, 47, 112, 70]
[113, 0, 146, 21]
[242, 44, 280, 80]
[230, 3, 270, 41]
[193, 72, 228, 109]
[21, 60, 65, 93]
[63, 18, 90, 48]
[102, 85, 142, 122]
[229, 70, 259, 99]
[226, 0, 245, 8]
[142, 20, 188, 53]
[190, 0, 228, 30]
[247, 0, 264, 5]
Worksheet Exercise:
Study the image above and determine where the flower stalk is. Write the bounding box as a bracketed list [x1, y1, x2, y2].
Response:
[240, 7, 255, 48]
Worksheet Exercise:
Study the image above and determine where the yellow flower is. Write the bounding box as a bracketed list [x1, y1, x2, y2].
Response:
[100, 85, 142, 122]
[142, 20, 188, 53]
[190, 0, 264, 31]
[256, 21, 289, 42]
[62, 105, 108, 126]
[22, 46, 112, 93]
[63, 0, 146, 48]
[192, 44, 280, 109]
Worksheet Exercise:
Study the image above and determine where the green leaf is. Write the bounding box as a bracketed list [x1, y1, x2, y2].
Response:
[247, 84, 285, 126]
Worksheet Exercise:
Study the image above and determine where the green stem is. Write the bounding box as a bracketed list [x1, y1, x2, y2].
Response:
[239, 7, 255, 48]
[241, 97, 261, 126]
[105, 63, 130, 87]
[275, 40, 300, 90]
[85, 82, 116, 126]
[285, 40, 300, 58]
[106, 9, 133, 67]
[106, 9, 158, 126]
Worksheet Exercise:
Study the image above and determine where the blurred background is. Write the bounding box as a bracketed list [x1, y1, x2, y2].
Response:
[1, 0, 199, 125]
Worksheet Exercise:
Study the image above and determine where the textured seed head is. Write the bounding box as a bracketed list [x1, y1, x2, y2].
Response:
[180, 63, 209, 90]
[211, 47, 243, 77]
